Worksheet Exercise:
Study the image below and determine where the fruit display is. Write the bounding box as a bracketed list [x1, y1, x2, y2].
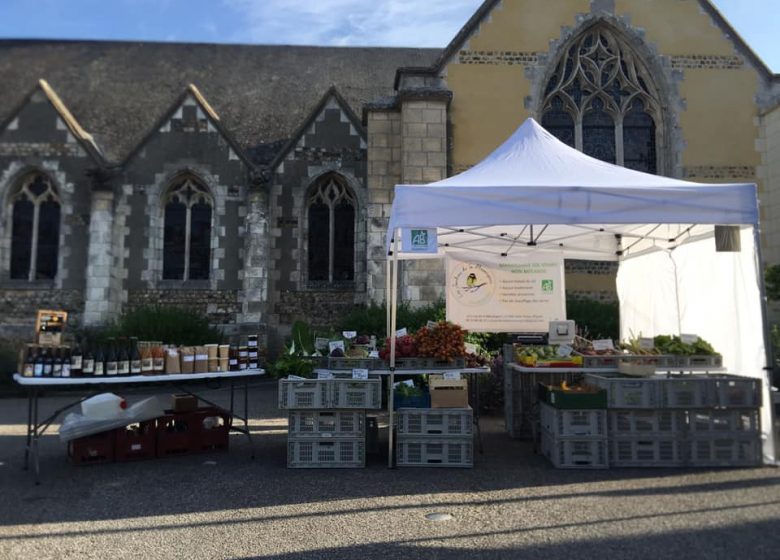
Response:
[413, 321, 466, 362]
[652, 335, 718, 356]
[379, 335, 417, 360]
[514, 345, 583, 368]
[572, 336, 620, 356]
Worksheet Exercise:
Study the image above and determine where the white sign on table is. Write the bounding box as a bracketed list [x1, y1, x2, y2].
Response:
[328, 340, 345, 353]
[317, 371, 334, 380]
[342, 331, 357, 340]
[592, 339, 614, 351]
[395, 328, 407, 337]
[352, 368, 369, 380]
[443, 371, 461, 380]
[681, 334, 700, 344]
[639, 337, 655, 350]
[557, 344, 573, 357]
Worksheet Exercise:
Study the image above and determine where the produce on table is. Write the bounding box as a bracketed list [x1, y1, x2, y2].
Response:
[413, 321, 467, 362]
[395, 383, 424, 398]
[378, 334, 417, 360]
[514, 344, 583, 367]
[653, 335, 718, 356]
[466, 353, 489, 368]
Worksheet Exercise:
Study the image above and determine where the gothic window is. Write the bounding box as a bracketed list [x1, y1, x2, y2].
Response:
[163, 177, 212, 280]
[541, 27, 660, 172]
[9, 173, 60, 280]
[307, 176, 356, 287]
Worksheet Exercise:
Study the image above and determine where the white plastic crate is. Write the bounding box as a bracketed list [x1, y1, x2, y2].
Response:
[608, 409, 686, 436]
[586, 375, 660, 408]
[714, 377, 761, 408]
[660, 377, 716, 408]
[288, 410, 365, 438]
[278, 379, 330, 409]
[287, 438, 365, 468]
[396, 408, 473, 437]
[396, 437, 473, 467]
[687, 435, 762, 467]
[609, 436, 686, 467]
[539, 403, 606, 438]
[540, 431, 608, 469]
[331, 379, 382, 409]
[687, 409, 760, 435]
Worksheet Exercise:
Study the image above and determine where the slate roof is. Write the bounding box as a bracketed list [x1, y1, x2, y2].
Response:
[0, 40, 439, 165]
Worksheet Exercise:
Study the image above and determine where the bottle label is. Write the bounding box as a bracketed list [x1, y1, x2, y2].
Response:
[141, 358, 153, 371]
[248, 340, 258, 347]
[71, 356, 83, 369]
[239, 362, 247, 370]
[153, 358, 165, 371]
[23, 364, 34, 377]
[249, 361, 258, 369]
[82, 359, 95, 374]
[107, 362, 118, 375]
[195, 354, 208, 361]
[229, 359, 238, 365]
[183, 356, 195, 362]
[44, 365, 53, 376]
[34, 364, 43, 377]
[130, 360, 142, 374]
[62, 364, 71, 377]
[52, 365, 62, 377]
[249, 351, 258, 358]
[118, 362, 130, 375]
[94, 362, 104, 376]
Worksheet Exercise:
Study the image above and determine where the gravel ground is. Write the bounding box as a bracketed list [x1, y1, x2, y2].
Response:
[0, 379, 778, 560]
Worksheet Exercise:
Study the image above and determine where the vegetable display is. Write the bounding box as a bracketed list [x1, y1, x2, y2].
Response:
[413, 321, 466, 362]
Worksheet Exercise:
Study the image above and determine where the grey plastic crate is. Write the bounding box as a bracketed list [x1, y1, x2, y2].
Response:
[288, 410, 365, 438]
[396, 437, 473, 467]
[331, 379, 382, 409]
[660, 377, 716, 408]
[540, 430, 608, 469]
[540, 403, 606, 438]
[396, 408, 473, 437]
[714, 376, 761, 408]
[328, 357, 383, 370]
[586, 374, 661, 409]
[687, 435, 762, 467]
[609, 436, 686, 467]
[687, 409, 760, 435]
[278, 379, 330, 409]
[287, 438, 365, 468]
[608, 409, 686, 436]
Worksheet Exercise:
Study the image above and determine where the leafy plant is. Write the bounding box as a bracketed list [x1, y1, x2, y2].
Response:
[566, 297, 619, 340]
[336, 300, 446, 339]
[268, 351, 315, 379]
[765, 265, 780, 301]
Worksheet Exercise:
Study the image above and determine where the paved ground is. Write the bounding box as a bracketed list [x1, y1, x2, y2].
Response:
[0, 379, 778, 560]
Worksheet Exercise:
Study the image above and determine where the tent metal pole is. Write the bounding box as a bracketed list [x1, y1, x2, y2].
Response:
[752, 224, 777, 464]
[388, 231, 400, 468]
[386, 256, 391, 338]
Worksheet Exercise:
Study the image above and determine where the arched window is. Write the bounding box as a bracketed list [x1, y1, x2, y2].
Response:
[307, 176, 355, 287]
[9, 173, 60, 280]
[541, 26, 659, 173]
[163, 177, 212, 280]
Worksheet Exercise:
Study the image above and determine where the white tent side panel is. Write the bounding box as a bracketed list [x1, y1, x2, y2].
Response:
[617, 227, 775, 463]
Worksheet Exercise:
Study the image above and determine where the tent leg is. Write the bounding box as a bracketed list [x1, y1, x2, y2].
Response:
[753, 225, 778, 465]
[386, 256, 392, 339]
[388, 231, 400, 468]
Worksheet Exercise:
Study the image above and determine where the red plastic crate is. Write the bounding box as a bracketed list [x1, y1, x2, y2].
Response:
[156, 411, 196, 457]
[68, 430, 116, 466]
[193, 407, 231, 452]
[115, 420, 157, 462]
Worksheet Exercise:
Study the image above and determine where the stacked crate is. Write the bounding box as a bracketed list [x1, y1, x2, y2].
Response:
[395, 407, 474, 467]
[538, 386, 609, 469]
[586, 373, 762, 467]
[279, 378, 381, 468]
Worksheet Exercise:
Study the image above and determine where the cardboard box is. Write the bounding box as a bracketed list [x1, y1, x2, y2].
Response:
[172, 394, 198, 413]
[429, 377, 469, 408]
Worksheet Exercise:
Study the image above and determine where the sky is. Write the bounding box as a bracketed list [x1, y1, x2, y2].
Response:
[0, 0, 777, 71]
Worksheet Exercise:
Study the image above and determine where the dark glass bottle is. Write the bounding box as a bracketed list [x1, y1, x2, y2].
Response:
[117, 338, 130, 376]
[82, 344, 95, 377]
[61, 346, 72, 378]
[70, 338, 82, 377]
[129, 337, 142, 375]
[93, 343, 105, 376]
[228, 344, 239, 372]
[22, 346, 35, 377]
[52, 347, 63, 377]
[33, 347, 44, 378]
[43, 347, 53, 377]
[105, 338, 118, 376]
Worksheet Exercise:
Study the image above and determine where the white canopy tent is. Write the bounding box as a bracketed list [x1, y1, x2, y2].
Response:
[384, 118, 776, 464]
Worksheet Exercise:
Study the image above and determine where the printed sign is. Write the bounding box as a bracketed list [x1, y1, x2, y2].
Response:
[317, 371, 334, 379]
[557, 344, 573, 357]
[681, 334, 699, 344]
[368, 350, 380, 358]
[464, 342, 478, 355]
[592, 339, 615, 351]
[446, 253, 566, 333]
[395, 328, 408, 337]
[401, 228, 438, 254]
[314, 337, 329, 351]
[443, 371, 461, 380]
[352, 368, 369, 380]
[342, 331, 357, 340]
[639, 337, 655, 350]
[328, 340, 345, 353]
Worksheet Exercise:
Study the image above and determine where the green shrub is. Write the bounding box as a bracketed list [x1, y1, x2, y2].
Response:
[566, 297, 619, 340]
[336, 300, 445, 338]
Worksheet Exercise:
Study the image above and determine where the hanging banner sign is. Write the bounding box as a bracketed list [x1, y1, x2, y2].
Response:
[401, 228, 438, 254]
[445, 253, 566, 333]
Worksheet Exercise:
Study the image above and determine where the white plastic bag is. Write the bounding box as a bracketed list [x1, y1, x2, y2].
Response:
[60, 395, 167, 442]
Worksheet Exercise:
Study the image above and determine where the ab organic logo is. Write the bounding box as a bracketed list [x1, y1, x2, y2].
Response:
[411, 229, 428, 250]
[541, 279, 554, 293]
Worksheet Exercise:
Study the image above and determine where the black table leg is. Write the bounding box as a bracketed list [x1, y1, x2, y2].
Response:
[24, 389, 33, 471]
[245, 377, 254, 460]
[32, 389, 40, 485]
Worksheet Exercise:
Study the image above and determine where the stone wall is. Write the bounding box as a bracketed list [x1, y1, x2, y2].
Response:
[0, 288, 84, 340]
[125, 289, 241, 325]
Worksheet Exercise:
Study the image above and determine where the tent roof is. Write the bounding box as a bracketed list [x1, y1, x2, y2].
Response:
[387, 118, 758, 258]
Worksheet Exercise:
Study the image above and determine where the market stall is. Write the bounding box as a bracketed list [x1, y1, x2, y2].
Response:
[384, 118, 776, 465]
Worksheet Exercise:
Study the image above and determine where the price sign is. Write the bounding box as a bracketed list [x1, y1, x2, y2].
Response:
[315, 338, 329, 351]
[443, 371, 461, 380]
[317, 371, 334, 379]
[368, 350, 379, 358]
[592, 339, 614, 351]
[328, 340, 345, 353]
[681, 334, 699, 344]
[426, 321, 438, 329]
[395, 328, 408, 337]
[342, 331, 357, 340]
[557, 344, 573, 357]
[352, 368, 369, 380]
[393, 379, 415, 389]
[639, 338, 655, 350]
[464, 342, 478, 355]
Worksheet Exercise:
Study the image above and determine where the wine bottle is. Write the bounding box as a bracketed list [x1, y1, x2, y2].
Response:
[82, 344, 95, 376]
[33, 346, 44, 377]
[93, 343, 105, 376]
[22, 346, 35, 377]
[140, 341, 153, 374]
[105, 338, 118, 376]
[129, 337, 142, 375]
[70, 338, 83, 377]
[43, 347, 53, 377]
[117, 338, 130, 376]
[61, 346, 72, 378]
[52, 347, 63, 377]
